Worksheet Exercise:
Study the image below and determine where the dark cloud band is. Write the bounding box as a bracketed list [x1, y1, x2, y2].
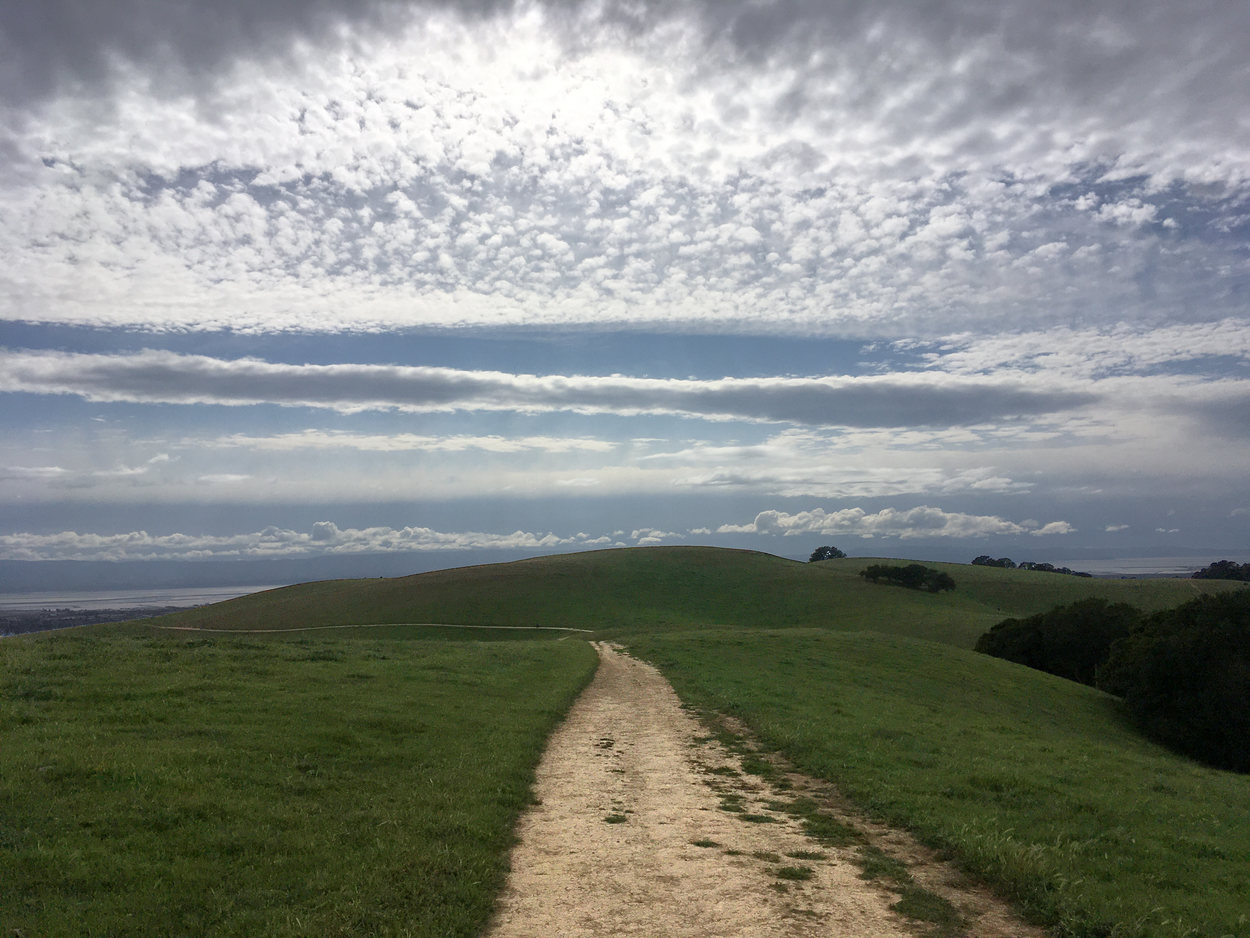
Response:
[0, 348, 1095, 427]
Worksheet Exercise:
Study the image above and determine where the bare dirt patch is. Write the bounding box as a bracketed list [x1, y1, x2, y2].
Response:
[485, 643, 1046, 938]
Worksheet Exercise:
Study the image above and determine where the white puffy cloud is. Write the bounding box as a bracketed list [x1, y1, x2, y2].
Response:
[718, 506, 1074, 540]
[0, 522, 604, 562]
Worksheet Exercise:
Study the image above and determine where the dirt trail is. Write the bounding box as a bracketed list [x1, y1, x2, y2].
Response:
[485, 642, 1045, 938]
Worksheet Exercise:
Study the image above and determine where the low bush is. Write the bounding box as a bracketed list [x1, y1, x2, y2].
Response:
[860, 563, 955, 593]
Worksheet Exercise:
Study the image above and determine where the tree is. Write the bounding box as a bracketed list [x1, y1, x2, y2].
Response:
[860, 563, 955, 593]
[973, 555, 1091, 576]
[1191, 560, 1250, 582]
[974, 598, 1142, 687]
[1101, 591, 1250, 772]
[809, 545, 847, 562]
[972, 555, 1015, 568]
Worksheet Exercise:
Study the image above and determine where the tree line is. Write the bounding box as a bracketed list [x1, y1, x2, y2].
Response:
[1192, 559, 1250, 581]
[971, 555, 1091, 577]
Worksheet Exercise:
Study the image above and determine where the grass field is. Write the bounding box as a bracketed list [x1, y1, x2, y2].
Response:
[0, 630, 597, 937]
[625, 627, 1250, 938]
[8, 547, 1247, 937]
[101, 547, 1239, 649]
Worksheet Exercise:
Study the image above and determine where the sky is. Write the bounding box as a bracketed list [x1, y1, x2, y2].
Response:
[1, 0, 1249, 578]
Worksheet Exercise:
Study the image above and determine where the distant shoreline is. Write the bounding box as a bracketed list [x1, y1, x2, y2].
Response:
[0, 584, 286, 637]
[0, 605, 192, 637]
[0, 584, 287, 613]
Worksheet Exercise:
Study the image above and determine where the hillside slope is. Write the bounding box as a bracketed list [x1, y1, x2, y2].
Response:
[114, 547, 1240, 647]
[627, 627, 1250, 938]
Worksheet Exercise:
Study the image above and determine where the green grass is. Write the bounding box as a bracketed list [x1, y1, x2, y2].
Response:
[785, 849, 827, 861]
[11, 547, 1246, 937]
[0, 631, 597, 937]
[95, 547, 1241, 649]
[626, 628, 1250, 938]
[775, 865, 814, 881]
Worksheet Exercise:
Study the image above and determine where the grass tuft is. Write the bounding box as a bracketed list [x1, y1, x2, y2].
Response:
[892, 886, 965, 936]
[775, 865, 815, 881]
[856, 845, 912, 885]
[786, 849, 827, 861]
[738, 813, 780, 824]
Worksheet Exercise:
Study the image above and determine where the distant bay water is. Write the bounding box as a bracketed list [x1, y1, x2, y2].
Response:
[0, 585, 286, 612]
[1046, 556, 1250, 578]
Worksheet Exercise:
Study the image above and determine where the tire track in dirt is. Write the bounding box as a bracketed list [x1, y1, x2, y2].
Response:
[486, 642, 1047, 938]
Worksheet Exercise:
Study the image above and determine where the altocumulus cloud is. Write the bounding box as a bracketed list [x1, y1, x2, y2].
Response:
[4, 2, 1249, 339]
[0, 348, 1096, 428]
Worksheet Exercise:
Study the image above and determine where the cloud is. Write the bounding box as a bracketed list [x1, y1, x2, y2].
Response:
[0, 521, 604, 562]
[0, 348, 1096, 428]
[630, 527, 682, 546]
[914, 319, 1250, 379]
[3, 4, 1248, 339]
[0, 0, 417, 107]
[1030, 521, 1076, 537]
[1105, 524, 1130, 532]
[214, 430, 617, 454]
[1, 465, 71, 479]
[717, 506, 1075, 540]
[8, 1, 1249, 189]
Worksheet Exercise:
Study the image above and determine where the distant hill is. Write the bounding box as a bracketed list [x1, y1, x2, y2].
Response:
[104, 546, 1240, 648]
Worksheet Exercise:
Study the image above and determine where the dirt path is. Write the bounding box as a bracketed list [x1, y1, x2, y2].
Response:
[485, 643, 1046, 938]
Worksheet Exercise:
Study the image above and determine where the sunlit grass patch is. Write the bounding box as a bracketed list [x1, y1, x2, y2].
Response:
[627, 627, 1250, 938]
[0, 632, 597, 937]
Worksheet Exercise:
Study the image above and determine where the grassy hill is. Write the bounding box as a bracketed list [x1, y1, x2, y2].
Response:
[105, 546, 1238, 648]
[10, 547, 1250, 937]
[627, 627, 1250, 938]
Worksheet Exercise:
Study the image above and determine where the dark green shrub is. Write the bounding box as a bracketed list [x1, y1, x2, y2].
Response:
[1102, 591, 1250, 772]
[972, 555, 1015, 568]
[860, 564, 955, 593]
[1191, 560, 1250, 582]
[975, 598, 1141, 687]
